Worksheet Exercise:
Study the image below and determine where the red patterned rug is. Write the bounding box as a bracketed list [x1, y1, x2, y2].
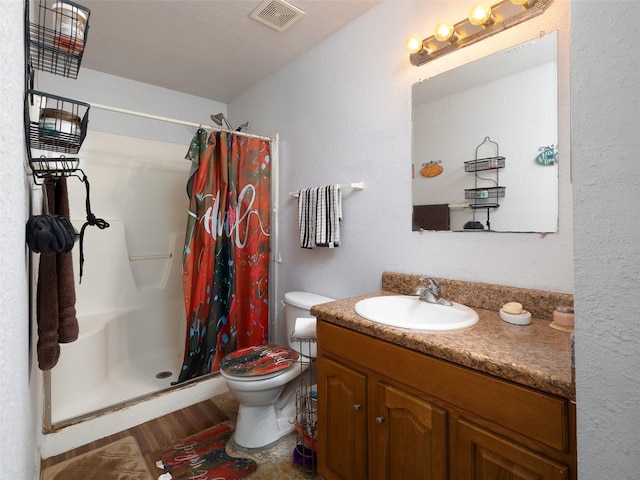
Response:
[159, 423, 257, 480]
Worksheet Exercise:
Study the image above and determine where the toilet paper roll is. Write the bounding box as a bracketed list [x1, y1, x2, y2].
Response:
[293, 317, 317, 339]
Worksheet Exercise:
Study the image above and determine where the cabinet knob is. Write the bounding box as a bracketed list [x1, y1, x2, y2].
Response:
[353, 404, 362, 411]
[376, 416, 385, 424]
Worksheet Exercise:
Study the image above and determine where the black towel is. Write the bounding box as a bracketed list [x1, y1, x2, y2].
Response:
[412, 204, 450, 231]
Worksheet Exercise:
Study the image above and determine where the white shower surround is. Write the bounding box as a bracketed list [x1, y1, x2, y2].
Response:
[50, 304, 183, 424]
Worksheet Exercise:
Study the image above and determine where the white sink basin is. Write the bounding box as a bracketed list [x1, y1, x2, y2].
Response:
[354, 295, 479, 331]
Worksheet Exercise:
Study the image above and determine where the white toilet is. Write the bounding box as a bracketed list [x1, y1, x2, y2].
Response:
[219, 291, 334, 449]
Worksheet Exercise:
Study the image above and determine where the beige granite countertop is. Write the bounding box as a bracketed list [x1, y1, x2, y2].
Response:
[311, 272, 575, 401]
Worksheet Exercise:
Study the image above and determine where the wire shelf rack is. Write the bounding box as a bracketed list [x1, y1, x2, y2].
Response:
[291, 334, 319, 476]
[26, 0, 91, 79]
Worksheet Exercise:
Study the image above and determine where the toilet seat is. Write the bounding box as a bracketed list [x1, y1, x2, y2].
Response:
[220, 344, 298, 381]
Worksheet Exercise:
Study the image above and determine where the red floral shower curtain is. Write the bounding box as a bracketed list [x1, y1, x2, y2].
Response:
[178, 129, 270, 382]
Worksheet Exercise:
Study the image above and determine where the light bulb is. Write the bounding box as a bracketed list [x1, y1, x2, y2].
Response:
[434, 20, 456, 42]
[405, 34, 424, 54]
[468, 2, 493, 26]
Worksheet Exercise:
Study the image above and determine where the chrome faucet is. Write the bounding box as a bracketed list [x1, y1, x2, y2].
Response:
[413, 276, 453, 306]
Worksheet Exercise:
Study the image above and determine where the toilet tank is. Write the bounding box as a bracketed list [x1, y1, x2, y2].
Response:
[284, 291, 335, 358]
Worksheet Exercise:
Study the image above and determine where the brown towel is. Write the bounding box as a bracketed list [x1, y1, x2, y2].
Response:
[37, 180, 61, 370]
[54, 177, 78, 343]
[37, 177, 79, 370]
[412, 204, 450, 231]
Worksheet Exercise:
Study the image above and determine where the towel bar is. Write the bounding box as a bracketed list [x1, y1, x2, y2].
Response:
[289, 181, 364, 197]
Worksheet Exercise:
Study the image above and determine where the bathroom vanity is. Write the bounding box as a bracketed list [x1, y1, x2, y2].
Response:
[312, 272, 576, 480]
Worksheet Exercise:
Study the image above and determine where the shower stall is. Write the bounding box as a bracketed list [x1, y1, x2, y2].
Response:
[38, 129, 240, 456]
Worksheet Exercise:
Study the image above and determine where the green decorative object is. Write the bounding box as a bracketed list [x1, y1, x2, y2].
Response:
[536, 145, 558, 166]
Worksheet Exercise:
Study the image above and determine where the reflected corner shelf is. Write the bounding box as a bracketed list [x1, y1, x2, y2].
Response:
[464, 156, 505, 172]
[464, 137, 506, 230]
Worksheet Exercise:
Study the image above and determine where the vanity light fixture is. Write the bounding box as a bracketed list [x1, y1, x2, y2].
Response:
[406, 0, 553, 65]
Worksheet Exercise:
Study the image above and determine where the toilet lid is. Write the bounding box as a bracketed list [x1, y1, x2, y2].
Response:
[220, 344, 299, 378]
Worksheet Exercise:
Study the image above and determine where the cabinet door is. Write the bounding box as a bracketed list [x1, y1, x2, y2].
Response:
[372, 383, 447, 480]
[456, 418, 569, 480]
[318, 357, 368, 480]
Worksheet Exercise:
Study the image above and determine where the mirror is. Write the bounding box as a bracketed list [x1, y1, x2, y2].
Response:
[412, 32, 558, 233]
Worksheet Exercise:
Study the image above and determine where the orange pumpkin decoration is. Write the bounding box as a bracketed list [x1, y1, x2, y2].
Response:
[420, 162, 443, 178]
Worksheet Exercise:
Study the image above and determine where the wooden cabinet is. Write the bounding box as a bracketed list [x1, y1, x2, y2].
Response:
[317, 321, 576, 480]
[318, 357, 447, 480]
[372, 383, 447, 480]
[456, 419, 569, 480]
[318, 357, 367, 479]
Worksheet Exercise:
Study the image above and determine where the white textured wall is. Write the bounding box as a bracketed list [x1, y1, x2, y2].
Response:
[572, 2, 640, 478]
[229, 0, 572, 346]
[0, 1, 39, 479]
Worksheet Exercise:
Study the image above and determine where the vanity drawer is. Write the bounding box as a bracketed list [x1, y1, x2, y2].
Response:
[318, 321, 570, 452]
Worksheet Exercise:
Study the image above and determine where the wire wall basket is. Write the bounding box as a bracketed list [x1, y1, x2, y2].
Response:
[464, 155, 505, 172]
[464, 186, 506, 200]
[26, 90, 90, 155]
[27, 0, 91, 79]
[24, 90, 89, 183]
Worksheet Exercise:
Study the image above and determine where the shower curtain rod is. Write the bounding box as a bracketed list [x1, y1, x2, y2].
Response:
[89, 102, 273, 141]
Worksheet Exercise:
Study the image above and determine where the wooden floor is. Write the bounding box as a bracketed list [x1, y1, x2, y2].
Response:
[40, 398, 230, 477]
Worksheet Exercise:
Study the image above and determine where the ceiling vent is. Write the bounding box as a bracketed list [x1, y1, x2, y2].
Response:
[250, 0, 305, 32]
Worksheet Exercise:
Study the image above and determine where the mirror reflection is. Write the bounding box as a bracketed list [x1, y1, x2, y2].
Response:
[412, 31, 558, 233]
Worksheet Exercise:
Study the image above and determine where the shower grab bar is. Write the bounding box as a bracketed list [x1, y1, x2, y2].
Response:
[288, 181, 365, 197]
[128, 253, 173, 261]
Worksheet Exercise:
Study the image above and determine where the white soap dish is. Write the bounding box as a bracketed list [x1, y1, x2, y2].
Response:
[500, 308, 532, 325]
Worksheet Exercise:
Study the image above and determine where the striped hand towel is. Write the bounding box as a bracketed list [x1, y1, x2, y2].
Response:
[298, 187, 318, 249]
[315, 185, 342, 247]
[297, 185, 342, 248]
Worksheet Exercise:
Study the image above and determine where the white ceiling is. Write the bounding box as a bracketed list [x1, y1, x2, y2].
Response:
[77, 0, 380, 103]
